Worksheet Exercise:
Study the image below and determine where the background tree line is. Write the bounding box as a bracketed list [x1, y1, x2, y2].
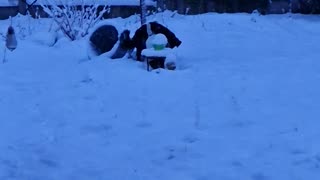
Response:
[156, 0, 320, 14]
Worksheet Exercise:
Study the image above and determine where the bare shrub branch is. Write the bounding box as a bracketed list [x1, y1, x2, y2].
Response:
[40, 0, 109, 41]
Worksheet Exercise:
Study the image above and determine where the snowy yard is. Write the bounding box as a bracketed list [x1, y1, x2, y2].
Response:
[0, 11, 320, 180]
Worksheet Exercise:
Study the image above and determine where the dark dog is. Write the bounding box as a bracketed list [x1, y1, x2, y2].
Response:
[89, 25, 133, 59]
[89, 25, 119, 55]
[89, 22, 181, 61]
[129, 22, 182, 61]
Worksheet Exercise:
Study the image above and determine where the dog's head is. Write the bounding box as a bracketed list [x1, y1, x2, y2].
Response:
[119, 29, 135, 50]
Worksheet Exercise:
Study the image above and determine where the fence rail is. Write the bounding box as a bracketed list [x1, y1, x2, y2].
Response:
[161, 0, 320, 14]
[1, 0, 319, 20]
[0, 5, 145, 20]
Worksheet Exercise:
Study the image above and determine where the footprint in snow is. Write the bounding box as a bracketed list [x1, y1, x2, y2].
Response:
[182, 134, 199, 144]
[135, 121, 152, 128]
[251, 172, 269, 180]
[80, 124, 113, 137]
[38, 158, 59, 168]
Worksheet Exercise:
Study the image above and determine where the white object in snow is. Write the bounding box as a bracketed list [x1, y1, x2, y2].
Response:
[141, 48, 172, 57]
[146, 34, 168, 49]
[152, 34, 168, 45]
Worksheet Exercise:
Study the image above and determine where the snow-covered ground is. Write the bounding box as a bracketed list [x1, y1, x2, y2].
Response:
[0, 11, 320, 180]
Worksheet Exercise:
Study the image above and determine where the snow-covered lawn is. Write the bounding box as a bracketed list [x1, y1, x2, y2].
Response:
[0, 12, 320, 180]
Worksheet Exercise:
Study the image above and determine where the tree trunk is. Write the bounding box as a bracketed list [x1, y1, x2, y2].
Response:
[140, 0, 147, 25]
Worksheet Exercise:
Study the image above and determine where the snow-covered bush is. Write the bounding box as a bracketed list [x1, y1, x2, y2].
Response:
[40, 0, 109, 41]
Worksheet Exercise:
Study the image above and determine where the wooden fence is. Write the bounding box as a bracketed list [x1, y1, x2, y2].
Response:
[1, 0, 319, 20]
[0, 5, 144, 20]
[159, 0, 320, 14]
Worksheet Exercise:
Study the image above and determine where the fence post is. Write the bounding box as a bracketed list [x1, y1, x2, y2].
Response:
[157, 0, 165, 11]
[177, 0, 185, 14]
[18, 0, 27, 15]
